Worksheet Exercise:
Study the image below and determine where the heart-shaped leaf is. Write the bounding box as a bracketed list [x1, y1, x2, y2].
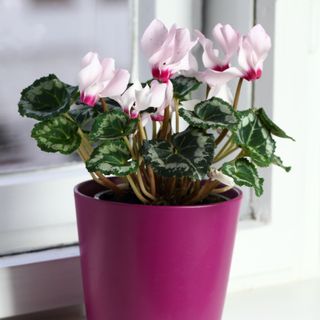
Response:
[69, 104, 101, 132]
[90, 109, 138, 141]
[233, 110, 275, 167]
[86, 139, 138, 176]
[19, 74, 74, 120]
[257, 108, 295, 141]
[142, 128, 215, 179]
[179, 97, 239, 130]
[272, 155, 291, 172]
[221, 158, 264, 196]
[31, 115, 81, 154]
[171, 75, 201, 100]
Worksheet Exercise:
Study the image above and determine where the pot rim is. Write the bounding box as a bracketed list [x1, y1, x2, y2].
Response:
[74, 179, 243, 209]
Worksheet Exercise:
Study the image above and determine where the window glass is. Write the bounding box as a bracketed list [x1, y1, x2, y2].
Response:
[0, 0, 130, 174]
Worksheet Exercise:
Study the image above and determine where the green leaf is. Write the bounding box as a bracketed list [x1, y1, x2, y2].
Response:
[86, 140, 138, 176]
[233, 110, 275, 167]
[272, 155, 291, 172]
[257, 108, 295, 141]
[90, 109, 138, 141]
[104, 98, 122, 109]
[19, 74, 74, 120]
[179, 97, 239, 130]
[221, 158, 264, 197]
[171, 75, 201, 100]
[68, 104, 101, 132]
[142, 128, 214, 179]
[64, 84, 79, 103]
[31, 115, 81, 154]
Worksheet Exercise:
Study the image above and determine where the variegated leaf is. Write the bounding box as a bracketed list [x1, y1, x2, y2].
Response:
[90, 109, 138, 141]
[142, 128, 214, 179]
[179, 97, 239, 130]
[86, 139, 138, 176]
[272, 155, 291, 172]
[257, 108, 295, 141]
[233, 110, 275, 167]
[221, 158, 264, 196]
[69, 103, 101, 132]
[31, 115, 80, 154]
[171, 75, 201, 100]
[19, 74, 75, 120]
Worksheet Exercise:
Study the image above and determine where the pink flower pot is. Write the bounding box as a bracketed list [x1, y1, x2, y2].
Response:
[74, 180, 242, 320]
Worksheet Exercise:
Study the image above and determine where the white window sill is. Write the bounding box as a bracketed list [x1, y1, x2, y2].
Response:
[5, 278, 320, 319]
[223, 277, 320, 320]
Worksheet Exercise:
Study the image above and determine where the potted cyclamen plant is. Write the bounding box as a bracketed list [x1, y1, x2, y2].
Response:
[18, 19, 292, 320]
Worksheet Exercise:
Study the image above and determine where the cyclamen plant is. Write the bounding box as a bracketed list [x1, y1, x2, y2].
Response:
[18, 19, 293, 205]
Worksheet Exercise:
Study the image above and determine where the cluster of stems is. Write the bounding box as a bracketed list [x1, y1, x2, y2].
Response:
[74, 79, 244, 205]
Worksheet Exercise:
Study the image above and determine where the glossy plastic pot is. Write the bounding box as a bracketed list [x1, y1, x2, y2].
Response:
[74, 180, 242, 320]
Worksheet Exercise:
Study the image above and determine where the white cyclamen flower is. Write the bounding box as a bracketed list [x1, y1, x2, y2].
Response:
[208, 167, 235, 187]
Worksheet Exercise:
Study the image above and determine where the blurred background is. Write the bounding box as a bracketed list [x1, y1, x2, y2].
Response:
[0, 0, 319, 319]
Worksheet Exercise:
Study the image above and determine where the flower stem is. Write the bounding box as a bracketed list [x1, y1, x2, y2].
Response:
[186, 180, 220, 204]
[214, 78, 244, 146]
[211, 185, 233, 194]
[138, 117, 147, 141]
[159, 106, 170, 140]
[137, 170, 157, 201]
[206, 85, 211, 99]
[213, 137, 238, 163]
[174, 99, 180, 133]
[152, 121, 157, 139]
[233, 78, 243, 111]
[100, 98, 108, 112]
[126, 175, 149, 204]
[123, 136, 133, 155]
[147, 166, 156, 196]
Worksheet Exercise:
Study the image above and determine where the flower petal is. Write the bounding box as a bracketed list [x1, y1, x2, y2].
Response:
[207, 84, 233, 104]
[197, 67, 241, 87]
[101, 58, 116, 81]
[247, 24, 271, 58]
[149, 80, 167, 108]
[78, 52, 102, 91]
[99, 69, 130, 97]
[135, 85, 152, 110]
[209, 168, 235, 187]
[212, 23, 240, 61]
[141, 19, 169, 59]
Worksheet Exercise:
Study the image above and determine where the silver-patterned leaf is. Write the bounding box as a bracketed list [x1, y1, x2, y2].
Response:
[31, 115, 81, 154]
[142, 128, 214, 179]
[233, 110, 275, 167]
[221, 158, 264, 196]
[257, 108, 295, 141]
[171, 75, 201, 100]
[19, 74, 74, 120]
[179, 97, 238, 130]
[272, 155, 291, 172]
[86, 139, 138, 176]
[90, 109, 138, 141]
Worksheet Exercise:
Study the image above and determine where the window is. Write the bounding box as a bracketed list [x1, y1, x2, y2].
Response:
[1, 0, 320, 317]
[0, 0, 131, 255]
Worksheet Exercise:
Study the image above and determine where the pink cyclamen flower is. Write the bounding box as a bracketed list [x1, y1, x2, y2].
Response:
[151, 80, 174, 121]
[238, 24, 271, 81]
[196, 23, 241, 87]
[113, 80, 167, 121]
[196, 23, 240, 71]
[141, 19, 197, 83]
[78, 52, 130, 106]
